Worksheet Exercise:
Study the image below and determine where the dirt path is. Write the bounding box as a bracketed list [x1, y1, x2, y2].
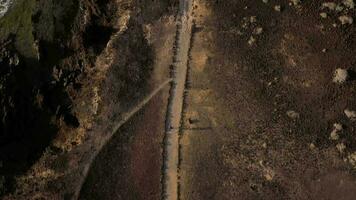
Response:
[162, 0, 193, 199]
[78, 14, 176, 200]
[73, 78, 171, 200]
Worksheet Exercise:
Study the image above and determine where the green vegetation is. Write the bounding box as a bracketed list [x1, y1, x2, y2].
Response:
[0, 0, 37, 58]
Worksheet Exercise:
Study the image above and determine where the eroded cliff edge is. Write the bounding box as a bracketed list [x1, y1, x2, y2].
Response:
[0, 0, 177, 198]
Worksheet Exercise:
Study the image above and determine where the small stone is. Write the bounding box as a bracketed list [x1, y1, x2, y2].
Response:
[262, 142, 267, 148]
[274, 5, 282, 11]
[333, 23, 338, 27]
[286, 110, 300, 119]
[264, 168, 275, 181]
[262, 0, 268, 3]
[322, 48, 327, 53]
[248, 36, 256, 46]
[13, 55, 19, 66]
[349, 152, 356, 162]
[320, 12, 328, 18]
[348, 152, 356, 167]
[8, 54, 20, 66]
[339, 15, 353, 24]
[309, 143, 316, 150]
[330, 123, 343, 140]
[344, 109, 356, 121]
[322, 2, 337, 10]
[259, 160, 264, 166]
[253, 27, 263, 35]
[333, 68, 348, 83]
[250, 16, 257, 23]
[290, 0, 301, 6]
[336, 5, 344, 12]
[242, 22, 248, 29]
[336, 143, 346, 153]
[334, 123, 343, 131]
[8, 57, 14, 65]
[343, 0, 355, 9]
[330, 130, 340, 140]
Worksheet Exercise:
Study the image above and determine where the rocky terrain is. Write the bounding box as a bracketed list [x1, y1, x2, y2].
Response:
[1, 0, 356, 199]
[180, 0, 356, 199]
[0, 0, 12, 18]
[0, 0, 177, 198]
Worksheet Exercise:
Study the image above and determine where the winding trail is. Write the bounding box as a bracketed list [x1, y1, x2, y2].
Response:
[73, 78, 172, 200]
[162, 0, 194, 199]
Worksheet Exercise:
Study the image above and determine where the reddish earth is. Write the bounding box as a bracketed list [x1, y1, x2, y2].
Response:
[79, 89, 168, 200]
[129, 94, 166, 200]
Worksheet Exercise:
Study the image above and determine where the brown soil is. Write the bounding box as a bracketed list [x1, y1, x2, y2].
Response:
[79, 14, 176, 200]
[79, 89, 168, 200]
[2, 0, 356, 199]
[180, 0, 356, 199]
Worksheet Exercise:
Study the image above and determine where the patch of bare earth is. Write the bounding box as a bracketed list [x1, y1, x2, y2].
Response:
[78, 15, 176, 200]
[180, 0, 356, 199]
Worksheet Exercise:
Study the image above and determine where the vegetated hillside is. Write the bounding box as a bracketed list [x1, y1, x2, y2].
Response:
[0, 0, 177, 198]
